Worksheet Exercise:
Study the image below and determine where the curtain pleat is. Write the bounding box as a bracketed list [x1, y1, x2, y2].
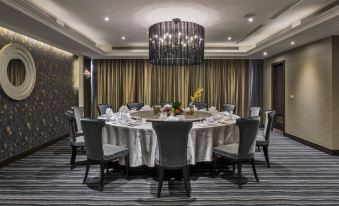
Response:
[93, 59, 263, 117]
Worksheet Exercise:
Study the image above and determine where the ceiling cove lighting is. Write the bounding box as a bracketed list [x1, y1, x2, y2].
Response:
[149, 18, 205, 66]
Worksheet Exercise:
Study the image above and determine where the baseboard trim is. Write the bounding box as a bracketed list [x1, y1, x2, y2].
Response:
[0, 134, 68, 168]
[285, 133, 339, 156]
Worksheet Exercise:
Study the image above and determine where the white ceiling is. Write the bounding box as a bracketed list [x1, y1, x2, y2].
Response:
[0, 0, 338, 58]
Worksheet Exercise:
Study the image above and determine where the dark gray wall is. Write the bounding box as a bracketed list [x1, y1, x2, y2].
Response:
[0, 28, 77, 162]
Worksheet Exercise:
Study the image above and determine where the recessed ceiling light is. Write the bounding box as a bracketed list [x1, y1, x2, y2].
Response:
[290, 41, 295, 45]
[104, 17, 109, 22]
[248, 17, 254, 22]
[227, 36, 232, 41]
[263, 51, 268, 56]
[121, 36, 126, 40]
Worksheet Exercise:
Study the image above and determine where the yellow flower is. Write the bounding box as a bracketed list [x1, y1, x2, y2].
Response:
[190, 88, 204, 103]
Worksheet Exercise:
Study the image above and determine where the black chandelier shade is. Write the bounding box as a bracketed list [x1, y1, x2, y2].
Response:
[149, 18, 204, 66]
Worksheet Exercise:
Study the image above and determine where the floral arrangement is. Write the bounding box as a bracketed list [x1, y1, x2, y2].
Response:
[190, 88, 204, 106]
[171, 101, 183, 114]
[161, 104, 172, 113]
[152, 105, 162, 114]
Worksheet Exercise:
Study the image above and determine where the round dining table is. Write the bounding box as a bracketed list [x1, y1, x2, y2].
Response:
[101, 111, 239, 167]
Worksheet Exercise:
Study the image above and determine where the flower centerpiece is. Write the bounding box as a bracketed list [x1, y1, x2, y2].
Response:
[152, 105, 161, 115]
[188, 88, 204, 115]
[171, 101, 183, 116]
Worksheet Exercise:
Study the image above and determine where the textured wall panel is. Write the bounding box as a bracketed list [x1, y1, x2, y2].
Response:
[0, 27, 77, 161]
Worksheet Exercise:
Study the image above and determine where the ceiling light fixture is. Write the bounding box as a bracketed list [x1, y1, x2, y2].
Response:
[263, 51, 268, 56]
[290, 41, 295, 45]
[121, 36, 126, 40]
[244, 14, 256, 23]
[104, 17, 109, 22]
[149, 18, 205, 66]
[227, 36, 232, 41]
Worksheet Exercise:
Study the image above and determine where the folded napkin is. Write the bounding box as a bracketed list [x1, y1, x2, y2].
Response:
[140, 105, 152, 111]
[119, 106, 130, 113]
[165, 116, 180, 121]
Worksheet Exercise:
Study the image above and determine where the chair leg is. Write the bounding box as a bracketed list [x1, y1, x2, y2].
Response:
[251, 159, 259, 182]
[125, 155, 129, 179]
[212, 153, 217, 178]
[70, 146, 77, 170]
[237, 161, 242, 189]
[100, 162, 105, 191]
[232, 160, 235, 173]
[183, 166, 191, 198]
[157, 166, 164, 198]
[106, 163, 109, 174]
[83, 160, 90, 184]
[263, 146, 270, 168]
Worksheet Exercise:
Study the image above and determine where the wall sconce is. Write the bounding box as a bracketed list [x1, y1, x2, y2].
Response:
[83, 69, 91, 79]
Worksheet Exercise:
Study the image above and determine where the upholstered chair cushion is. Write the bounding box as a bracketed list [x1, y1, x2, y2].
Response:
[152, 121, 192, 168]
[72, 106, 84, 132]
[214, 143, 239, 159]
[127, 102, 144, 111]
[222, 104, 236, 113]
[193, 102, 208, 110]
[103, 144, 129, 161]
[250, 107, 261, 117]
[97, 104, 112, 115]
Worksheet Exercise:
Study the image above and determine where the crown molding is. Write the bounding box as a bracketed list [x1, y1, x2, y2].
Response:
[247, 4, 339, 56]
[1, 0, 338, 58]
[0, 0, 105, 56]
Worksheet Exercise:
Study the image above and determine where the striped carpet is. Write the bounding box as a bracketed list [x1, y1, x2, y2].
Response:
[0, 132, 339, 205]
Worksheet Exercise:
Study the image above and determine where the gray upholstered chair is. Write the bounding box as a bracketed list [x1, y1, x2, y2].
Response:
[97, 104, 112, 116]
[72, 106, 84, 135]
[222, 103, 236, 114]
[159, 102, 173, 107]
[212, 117, 259, 188]
[193, 102, 208, 110]
[250, 107, 261, 117]
[152, 121, 193, 198]
[256, 110, 275, 168]
[127, 102, 144, 111]
[65, 111, 85, 169]
[81, 118, 129, 190]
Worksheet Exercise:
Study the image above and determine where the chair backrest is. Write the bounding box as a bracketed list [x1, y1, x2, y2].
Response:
[80, 118, 105, 161]
[152, 121, 192, 168]
[72, 106, 84, 132]
[223, 103, 236, 113]
[65, 111, 76, 144]
[127, 102, 144, 111]
[237, 117, 259, 160]
[193, 102, 208, 110]
[97, 104, 112, 115]
[249, 107, 261, 117]
[263, 110, 275, 144]
[159, 102, 173, 107]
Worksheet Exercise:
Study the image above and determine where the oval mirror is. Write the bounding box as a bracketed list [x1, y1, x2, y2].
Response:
[7, 59, 26, 86]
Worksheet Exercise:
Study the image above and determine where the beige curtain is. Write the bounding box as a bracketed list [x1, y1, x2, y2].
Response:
[93, 59, 262, 117]
[7, 59, 26, 86]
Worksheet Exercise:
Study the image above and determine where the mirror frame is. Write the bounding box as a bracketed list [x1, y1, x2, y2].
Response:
[0, 43, 36, 100]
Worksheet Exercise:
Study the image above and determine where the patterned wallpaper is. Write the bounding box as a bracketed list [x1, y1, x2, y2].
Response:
[263, 37, 335, 150]
[0, 27, 77, 162]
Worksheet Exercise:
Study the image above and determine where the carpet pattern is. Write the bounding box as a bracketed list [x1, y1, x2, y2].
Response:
[0, 132, 339, 205]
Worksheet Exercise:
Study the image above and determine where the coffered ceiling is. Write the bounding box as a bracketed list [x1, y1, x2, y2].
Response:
[0, 0, 339, 58]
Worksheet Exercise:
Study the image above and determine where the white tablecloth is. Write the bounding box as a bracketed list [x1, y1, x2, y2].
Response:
[102, 121, 239, 167]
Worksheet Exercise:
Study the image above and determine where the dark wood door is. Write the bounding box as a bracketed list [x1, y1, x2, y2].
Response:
[272, 61, 285, 133]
